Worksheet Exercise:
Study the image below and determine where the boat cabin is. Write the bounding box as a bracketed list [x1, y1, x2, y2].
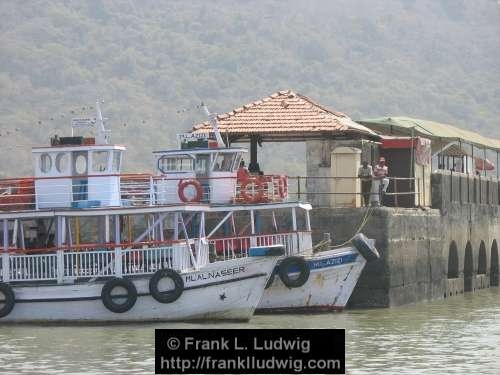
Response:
[33, 136, 125, 209]
[152, 130, 290, 205]
[0, 104, 290, 213]
[153, 143, 247, 204]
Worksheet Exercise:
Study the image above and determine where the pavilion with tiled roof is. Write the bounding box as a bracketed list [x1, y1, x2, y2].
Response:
[191, 90, 379, 171]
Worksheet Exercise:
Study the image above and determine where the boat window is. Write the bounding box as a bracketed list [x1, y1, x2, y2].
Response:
[74, 152, 88, 175]
[40, 153, 52, 173]
[158, 155, 193, 174]
[55, 152, 69, 173]
[92, 151, 109, 172]
[233, 154, 242, 172]
[213, 153, 236, 172]
[112, 151, 121, 172]
[195, 155, 210, 175]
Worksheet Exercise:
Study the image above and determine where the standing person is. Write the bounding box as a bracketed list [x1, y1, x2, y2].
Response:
[237, 160, 250, 181]
[372, 157, 389, 206]
[358, 161, 373, 207]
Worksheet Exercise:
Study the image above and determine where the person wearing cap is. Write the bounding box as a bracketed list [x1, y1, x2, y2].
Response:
[372, 157, 389, 206]
[358, 161, 373, 207]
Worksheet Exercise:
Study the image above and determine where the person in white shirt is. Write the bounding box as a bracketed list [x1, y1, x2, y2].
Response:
[372, 157, 389, 206]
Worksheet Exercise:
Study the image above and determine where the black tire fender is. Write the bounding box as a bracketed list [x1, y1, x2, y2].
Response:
[149, 268, 184, 303]
[278, 256, 310, 288]
[351, 233, 380, 262]
[0, 283, 15, 318]
[101, 278, 137, 313]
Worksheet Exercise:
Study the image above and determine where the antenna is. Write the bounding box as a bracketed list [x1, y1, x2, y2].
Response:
[95, 101, 109, 144]
[201, 102, 225, 148]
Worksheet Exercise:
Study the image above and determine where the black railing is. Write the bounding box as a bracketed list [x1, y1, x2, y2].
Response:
[285, 176, 423, 208]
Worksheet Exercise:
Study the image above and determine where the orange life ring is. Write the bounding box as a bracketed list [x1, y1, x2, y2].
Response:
[278, 175, 288, 199]
[178, 179, 203, 202]
[240, 178, 264, 203]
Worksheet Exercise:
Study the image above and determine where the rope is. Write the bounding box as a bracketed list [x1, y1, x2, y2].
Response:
[331, 205, 375, 248]
[312, 238, 332, 253]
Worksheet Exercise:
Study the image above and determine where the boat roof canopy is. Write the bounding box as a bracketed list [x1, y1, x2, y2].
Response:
[153, 147, 248, 156]
[0, 201, 311, 220]
[32, 144, 126, 153]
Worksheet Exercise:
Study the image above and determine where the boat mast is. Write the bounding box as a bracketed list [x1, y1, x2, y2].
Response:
[95, 101, 109, 145]
[201, 103, 225, 148]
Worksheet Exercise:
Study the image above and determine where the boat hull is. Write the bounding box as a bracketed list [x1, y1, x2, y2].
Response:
[0, 257, 277, 323]
[256, 248, 367, 313]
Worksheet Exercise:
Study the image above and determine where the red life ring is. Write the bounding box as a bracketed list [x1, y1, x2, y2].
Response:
[240, 178, 264, 203]
[278, 175, 288, 199]
[178, 179, 203, 202]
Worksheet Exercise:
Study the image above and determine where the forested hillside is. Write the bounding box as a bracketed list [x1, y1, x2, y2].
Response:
[1, 0, 499, 177]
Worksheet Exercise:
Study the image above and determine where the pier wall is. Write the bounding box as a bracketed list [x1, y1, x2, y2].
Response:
[310, 171, 500, 307]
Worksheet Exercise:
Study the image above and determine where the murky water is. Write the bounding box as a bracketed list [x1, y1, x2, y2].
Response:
[1, 288, 500, 374]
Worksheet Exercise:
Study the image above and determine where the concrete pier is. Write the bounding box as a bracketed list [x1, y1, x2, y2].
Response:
[310, 170, 500, 307]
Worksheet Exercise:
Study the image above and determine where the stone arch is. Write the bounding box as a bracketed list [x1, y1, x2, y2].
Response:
[491, 240, 499, 286]
[447, 241, 459, 278]
[464, 241, 474, 292]
[478, 241, 487, 275]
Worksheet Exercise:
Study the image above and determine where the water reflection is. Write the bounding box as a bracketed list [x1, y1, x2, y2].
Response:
[1, 288, 500, 374]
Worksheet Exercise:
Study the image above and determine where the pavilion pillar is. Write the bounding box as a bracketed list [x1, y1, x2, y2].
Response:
[248, 135, 259, 173]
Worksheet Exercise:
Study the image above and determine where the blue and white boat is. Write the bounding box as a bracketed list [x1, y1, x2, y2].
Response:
[148, 105, 380, 313]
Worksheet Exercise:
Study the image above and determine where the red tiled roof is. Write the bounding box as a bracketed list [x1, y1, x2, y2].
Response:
[191, 90, 378, 140]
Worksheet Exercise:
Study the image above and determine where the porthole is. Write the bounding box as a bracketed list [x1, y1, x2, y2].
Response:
[55, 153, 68, 173]
[40, 153, 52, 173]
[74, 154, 88, 175]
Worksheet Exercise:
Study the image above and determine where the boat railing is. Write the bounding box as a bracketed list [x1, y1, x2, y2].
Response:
[121, 174, 155, 206]
[287, 175, 425, 208]
[8, 252, 58, 282]
[121, 243, 192, 276]
[234, 175, 288, 204]
[208, 230, 312, 260]
[0, 178, 36, 211]
[0, 174, 290, 211]
[0, 241, 199, 283]
[153, 174, 288, 205]
[0, 174, 153, 211]
[64, 250, 115, 279]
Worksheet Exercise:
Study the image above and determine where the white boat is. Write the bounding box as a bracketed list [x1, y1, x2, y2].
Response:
[1, 255, 278, 323]
[199, 204, 379, 313]
[149, 104, 380, 313]
[257, 236, 378, 313]
[0, 102, 379, 322]
[0, 104, 281, 323]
